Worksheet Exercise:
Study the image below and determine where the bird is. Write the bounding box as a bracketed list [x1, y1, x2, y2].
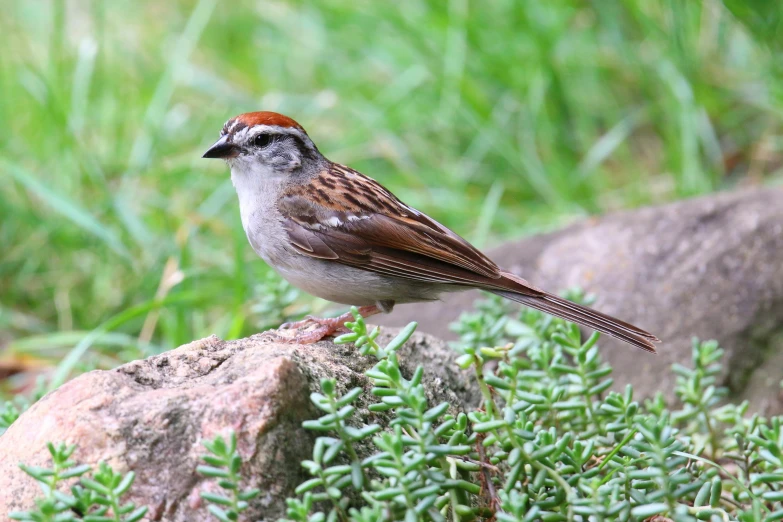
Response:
[202, 111, 660, 353]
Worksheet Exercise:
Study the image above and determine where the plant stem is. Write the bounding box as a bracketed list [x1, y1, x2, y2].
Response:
[474, 357, 575, 521]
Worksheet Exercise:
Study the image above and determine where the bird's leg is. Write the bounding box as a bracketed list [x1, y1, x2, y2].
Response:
[277, 305, 382, 344]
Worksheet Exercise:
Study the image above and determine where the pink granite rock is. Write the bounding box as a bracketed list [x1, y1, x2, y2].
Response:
[0, 330, 472, 520]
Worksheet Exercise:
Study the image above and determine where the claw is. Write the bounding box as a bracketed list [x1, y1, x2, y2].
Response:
[272, 305, 382, 344]
[290, 324, 339, 344]
[279, 315, 316, 330]
[259, 328, 290, 343]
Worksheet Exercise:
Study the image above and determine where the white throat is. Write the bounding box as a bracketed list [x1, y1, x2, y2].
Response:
[229, 160, 286, 241]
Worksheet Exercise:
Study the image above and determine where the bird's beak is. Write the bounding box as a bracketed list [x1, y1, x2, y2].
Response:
[202, 135, 239, 159]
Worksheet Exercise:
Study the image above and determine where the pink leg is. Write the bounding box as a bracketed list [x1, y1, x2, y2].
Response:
[277, 305, 381, 344]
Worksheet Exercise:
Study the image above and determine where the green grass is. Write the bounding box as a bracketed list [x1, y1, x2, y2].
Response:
[1, 0, 782, 390]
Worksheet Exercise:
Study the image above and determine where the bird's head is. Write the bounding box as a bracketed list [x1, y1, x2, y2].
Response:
[203, 111, 325, 177]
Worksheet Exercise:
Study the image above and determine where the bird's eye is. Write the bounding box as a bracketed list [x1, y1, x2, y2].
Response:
[253, 134, 272, 148]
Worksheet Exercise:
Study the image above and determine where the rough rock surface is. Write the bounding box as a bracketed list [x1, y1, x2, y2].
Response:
[0, 330, 475, 521]
[379, 188, 783, 412]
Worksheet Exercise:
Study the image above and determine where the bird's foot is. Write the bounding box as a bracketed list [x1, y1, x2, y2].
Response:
[276, 305, 381, 344]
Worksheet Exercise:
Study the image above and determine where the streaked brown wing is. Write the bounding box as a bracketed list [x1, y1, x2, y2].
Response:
[281, 215, 495, 285]
[278, 163, 502, 284]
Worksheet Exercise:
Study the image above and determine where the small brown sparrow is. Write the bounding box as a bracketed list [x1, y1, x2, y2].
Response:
[203, 112, 659, 353]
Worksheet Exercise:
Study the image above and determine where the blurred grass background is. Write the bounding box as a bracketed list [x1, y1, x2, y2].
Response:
[1, 0, 781, 395]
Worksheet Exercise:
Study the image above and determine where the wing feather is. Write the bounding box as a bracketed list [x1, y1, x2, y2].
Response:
[277, 163, 501, 284]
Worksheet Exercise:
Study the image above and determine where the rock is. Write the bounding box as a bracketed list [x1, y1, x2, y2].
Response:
[0, 329, 475, 521]
[379, 188, 783, 411]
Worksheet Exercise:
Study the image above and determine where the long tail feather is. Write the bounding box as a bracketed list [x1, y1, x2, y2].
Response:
[489, 288, 660, 354]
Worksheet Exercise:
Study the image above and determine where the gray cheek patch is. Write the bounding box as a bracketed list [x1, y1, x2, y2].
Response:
[271, 152, 301, 170]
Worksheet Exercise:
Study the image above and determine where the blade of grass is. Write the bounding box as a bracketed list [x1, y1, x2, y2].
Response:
[4, 160, 129, 259]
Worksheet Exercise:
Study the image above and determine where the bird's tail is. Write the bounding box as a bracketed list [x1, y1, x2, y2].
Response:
[489, 273, 660, 353]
